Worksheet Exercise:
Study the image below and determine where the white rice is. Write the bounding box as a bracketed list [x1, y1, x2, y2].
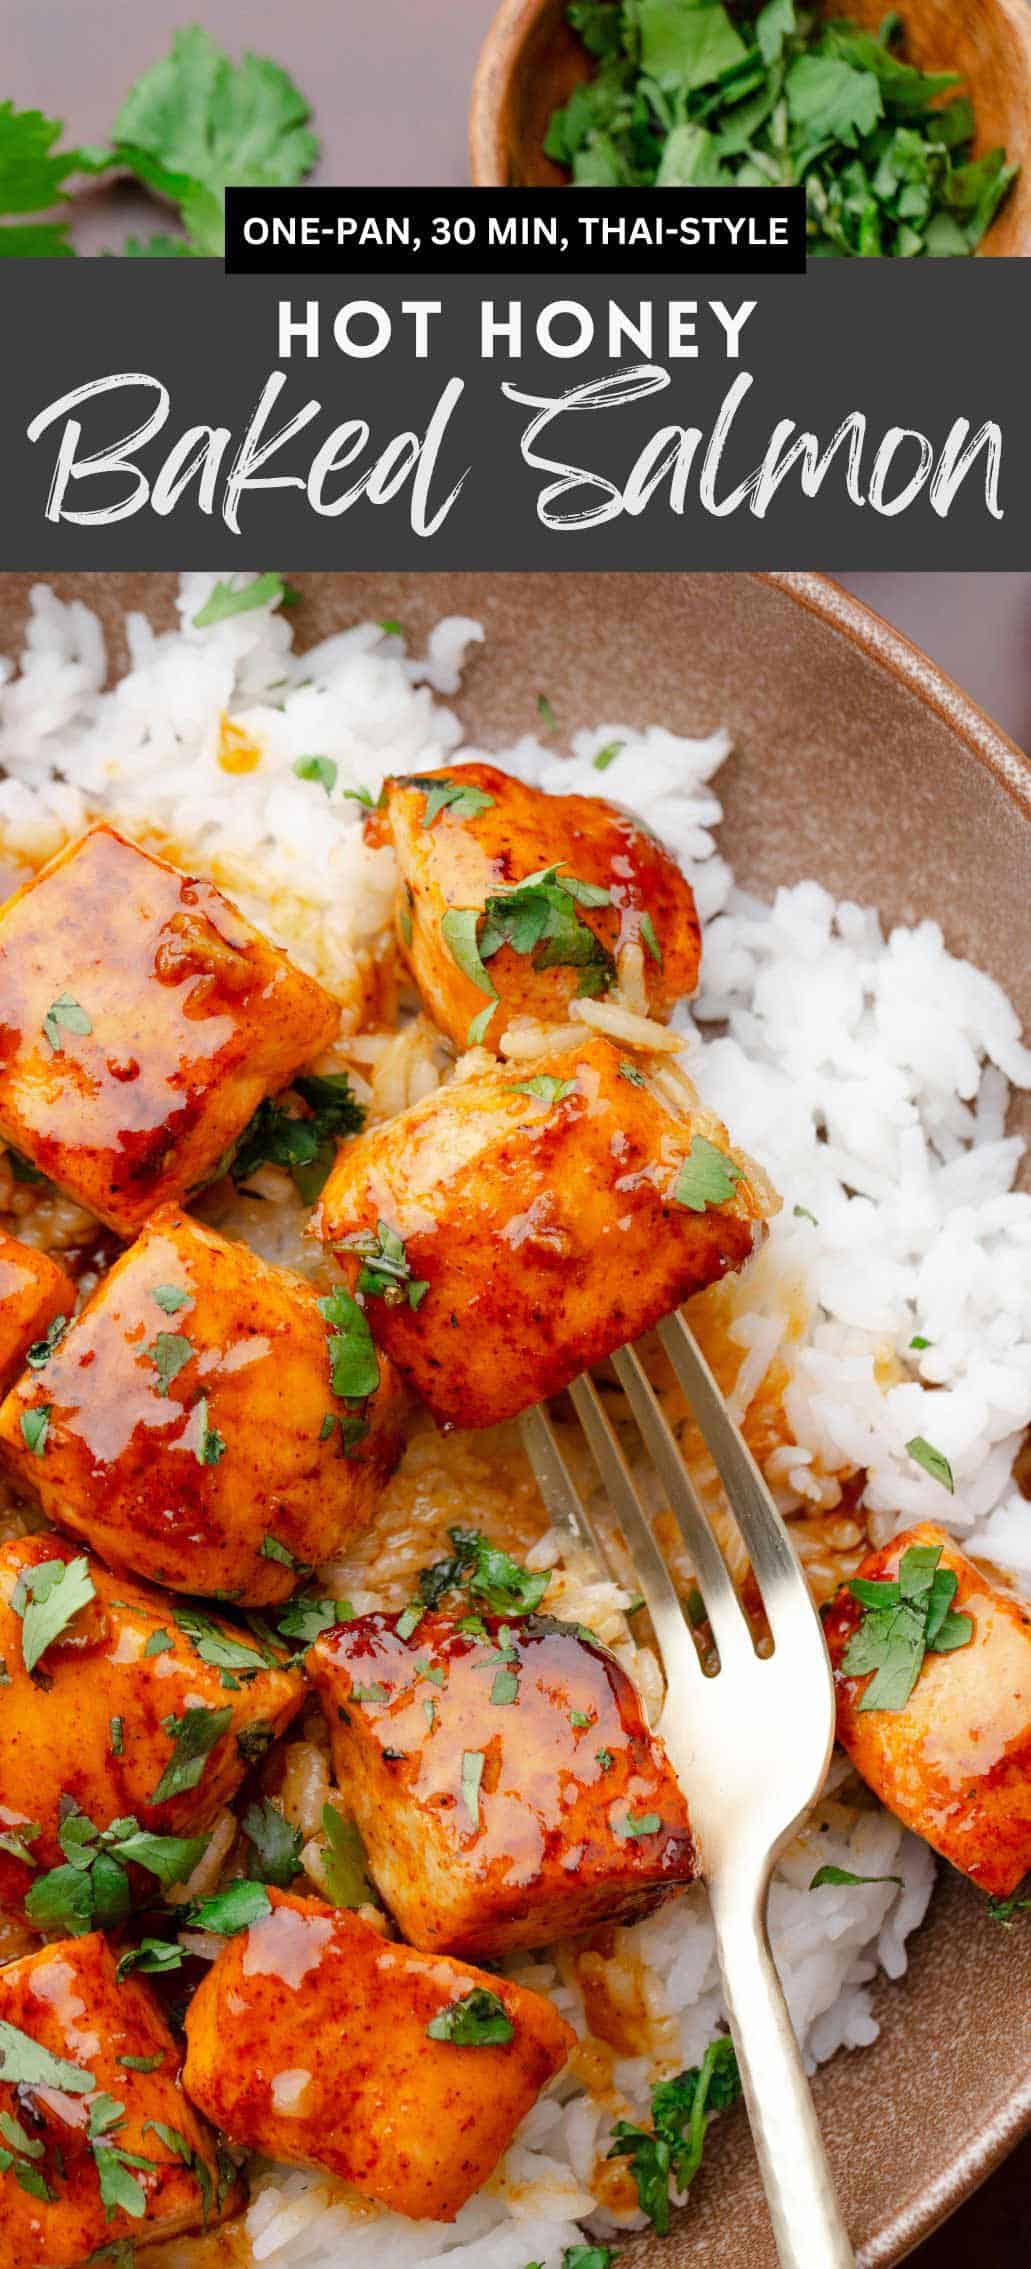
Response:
[0, 573, 1026, 2269]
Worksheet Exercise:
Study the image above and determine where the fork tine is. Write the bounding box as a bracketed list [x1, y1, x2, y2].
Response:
[610, 1344, 754, 1669]
[568, 1374, 705, 1688]
[657, 1312, 823, 1652]
[518, 1404, 614, 1573]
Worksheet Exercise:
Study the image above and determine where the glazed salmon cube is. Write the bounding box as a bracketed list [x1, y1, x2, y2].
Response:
[824, 1522, 1031, 1898]
[0, 824, 339, 1234]
[374, 760, 701, 1050]
[0, 1205, 404, 1604]
[0, 1533, 304, 1926]
[182, 1890, 573, 2220]
[0, 1932, 241, 2266]
[315, 1033, 767, 1429]
[309, 1609, 696, 1957]
[0, 1233, 75, 1399]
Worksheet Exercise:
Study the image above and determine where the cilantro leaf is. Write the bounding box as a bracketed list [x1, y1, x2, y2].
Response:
[342, 1219, 428, 1310]
[151, 1706, 232, 1803]
[188, 1880, 271, 1936]
[673, 1136, 743, 1213]
[241, 1799, 303, 1888]
[19, 1406, 50, 1458]
[0, 2017, 93, 2093]
[402, 774, 495, 828]
[809, 1865, 903, 1889]
[426, 1987, 514, 2045]
[843, 1541, 973, 1711]
[146, 1331, 193, 1398]
[111, 27, 319, 257]
[417, 1529, 550, 1617]
[25, 1314, 69, 1369]
[14, 1555, 95, 1675]
[229, 1071, 364, 1205]
[509, 1075, 577, 1108]
[317, 1286, 380, 1402]
[42, 993, 92, 1052]
[905, 1436, 955, 1493]
[320, 1802, 377, 1908]
[608, 2038, 741, 2232]
[293, 755, 337, 797]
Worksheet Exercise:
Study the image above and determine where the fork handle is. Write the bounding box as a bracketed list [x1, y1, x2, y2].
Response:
[709, 1872, 856, 2268]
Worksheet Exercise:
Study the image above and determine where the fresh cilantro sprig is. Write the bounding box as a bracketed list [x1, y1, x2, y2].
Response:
[441, 863, 616, 1044]
[402, 775, 495, 828]
[11, 1555, 95, 1675]
[426, 1987, 514, 2046]
[24, 1804, 209, 1936]
[241, 1798, 303, 1889]
[546, 2, 1017, 256]
[0, 103, 104, 257]
[842, 1540, 973, 1711]
[608, 2038, 741, 2232]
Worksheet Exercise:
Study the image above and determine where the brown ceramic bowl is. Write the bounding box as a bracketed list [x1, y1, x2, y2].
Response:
[469, 0, 1031, 254]
[0, 568, 1028, 2263]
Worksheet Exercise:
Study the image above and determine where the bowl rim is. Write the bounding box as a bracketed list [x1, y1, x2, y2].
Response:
[468, 0, 1031, 235]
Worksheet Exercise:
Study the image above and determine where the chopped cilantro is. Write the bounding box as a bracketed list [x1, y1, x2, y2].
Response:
[146, 1331, 193, 1398]
[0, 1822, 40, 1867]
[793, 1204, 819, 1226]
[193, 572, 293, 625]
[593, 741, 624, 771]
[570, 1708, 591, 1728]
[343, 1220, 428, 1310]
[616, 1810, 662, 1838]
[491, 1668, 519, 1706]
[905, 1436, 954, 1492]
[402, 774, 495, 828]
[19, 1406, 51, 1458]
[0, 2017, 93, 2094]
[618, 1058, 645, 1086]
[461, 1750, 485, 1827]
[320, 1802, 377, 1908]
[509, 1075, 577, 1108]
[144, 1629, 173, 1657]
[986, 1883, 1031, 1926]
[608, 2038, 741, 2231]
[276, 1592, 351, 1645]
[595, 1749, 614, 1772]
[910, 1334, 932, 1351]
[25, 1314, 68, 1369]
[843, 1540, 973, 1711]
[25, 1806, 208, 1936]
[13, 1554, 94, 1674]
[418, 1528, 550, 1617]
[229, 1072, 364, 1205]
[537, 694, 558, 734]
[115, 1938, 184, 1982]
[152, 1284, 191, 1314]
[426, 1987, 514, 2045]
[259, 1534, 309, 1574]
[317, 1286, 380, 1402]
[673, 1136, 743, 1213]
[440, 908, 499, 1035]
[351, 1681, 389, 1705]
[110, 1717, 124, 1757]
[639, 911, 663, 966]
[545, 3, 1017, 256]
[42, 992, 91, 1052]
[151, 1706, 233, 1803]
[189, 1880, 271, 1935]
[173, 1604, 274, 1676]
[241, 1799, 304, 1889]
[293, 755, 337, 796]
[810, 1864, 903, 1889]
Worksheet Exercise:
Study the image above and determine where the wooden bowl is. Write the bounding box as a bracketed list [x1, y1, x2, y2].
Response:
[470, 0, 1031, 252]
[0, 566, 1027, 2265]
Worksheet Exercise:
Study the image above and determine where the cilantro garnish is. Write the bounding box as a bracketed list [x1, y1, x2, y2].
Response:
[417, 1528, 550, 1617]
[193, 572, 294, 627]
[402, 774, 495, 828]
[188, 1880, 271, 1936]
[88, 2095, 155, 2220]
[19, 1406, 51, 1458]
[607, 2038, 741, 2232]
[241, 1799, 303, 1889]
[24, 1805, 208, 1937]
[152, 1284, 191, 1314]
[294, 755, 338, 797]
[115, 1938, 184, 1982]
[986, 1882, 1031, 1927]
[111, 29, 319, 256]
[42, 993, 92, 1052]
[618, 1058, 646, 1086]
[673, 1135, 743, 1213]
[546, 2, 1017, 255]
[0, 2106, 54, 2202]
[615, 1810, 662, 1838]
[426, 1987, 514, 2046]
[172, 1604, 274, 1677]
[0, 2016, 93, 2094]
[842, 1540, 973, 1711]
[343, 1220, 428, 1310]
[259, 1535, 309, 1574]
[320, 1802, 377, 1909]
[593, 740, 624, 771]
[905, 1436, 954, 1493]
[0, 1821, 40, 1868]
[229, 1071, 363, 1205]
[276, 1592, 352, 1645]
[537, 694, 558, 734]
[509, 1075, 577, 1108]
[25, 1314, 68, 1370]
[192, 1396, 226, 1468]
[441, 863, 615, 1038]
[150, 1706, 233, 1803]
[491, 1667, 519, 1706]
[318, 1286, 380, 1401]
[809, 1864, 903, 1889]
[144, 1629, 173, 1657]
[146, 1331, 193, 1397]
[12, 1554, 94, 1674]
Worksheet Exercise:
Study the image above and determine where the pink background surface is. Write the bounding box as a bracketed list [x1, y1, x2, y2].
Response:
[4, 0, 1030, 2252]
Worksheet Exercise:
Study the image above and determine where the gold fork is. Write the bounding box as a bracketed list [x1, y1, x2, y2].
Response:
[520, 1311, 856, 2269]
